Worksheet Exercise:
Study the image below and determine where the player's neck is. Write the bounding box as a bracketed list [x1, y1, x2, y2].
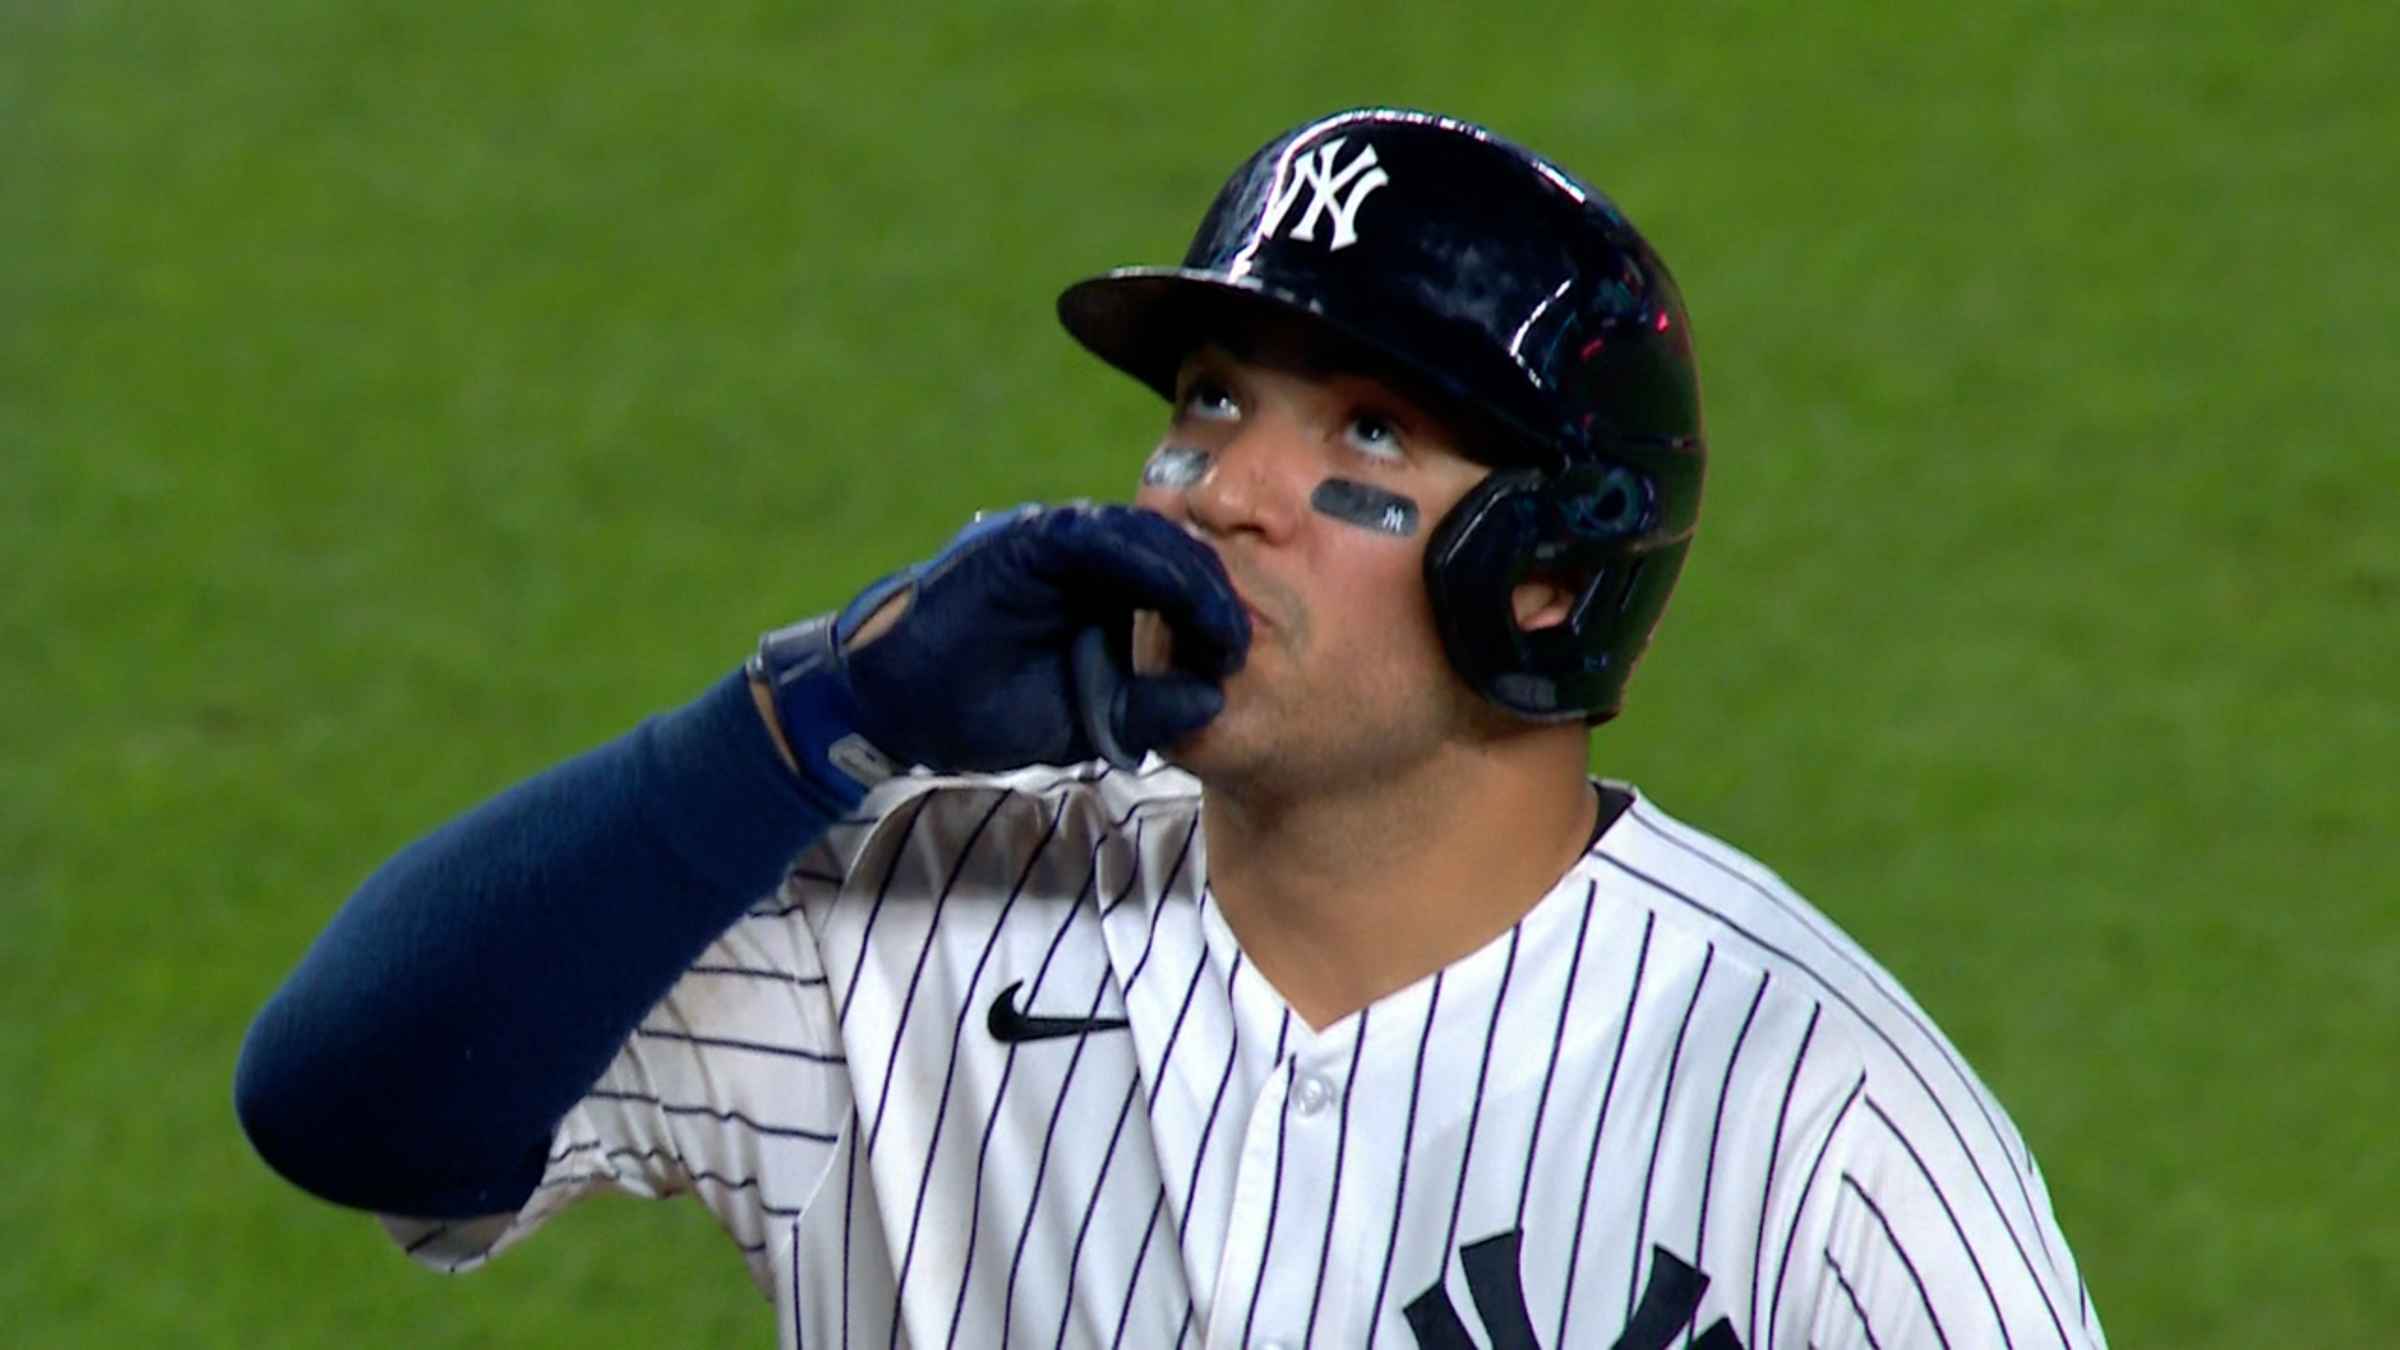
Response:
[1197, 733, 1598, 1031]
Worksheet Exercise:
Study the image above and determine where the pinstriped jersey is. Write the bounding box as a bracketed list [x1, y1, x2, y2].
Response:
[384, 763, 2105, 1349]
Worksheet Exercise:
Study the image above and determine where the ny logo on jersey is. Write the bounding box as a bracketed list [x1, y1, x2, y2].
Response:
[1404, 1230, 1744, 1350]
[1260, 137, 1391, 252]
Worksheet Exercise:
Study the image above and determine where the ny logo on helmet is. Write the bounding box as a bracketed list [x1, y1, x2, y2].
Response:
[1261, 138, 1391, 252]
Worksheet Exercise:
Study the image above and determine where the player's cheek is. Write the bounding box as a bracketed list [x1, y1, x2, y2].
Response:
[1132, 443, 1212, 517]
[1347, 542, 1442, 658]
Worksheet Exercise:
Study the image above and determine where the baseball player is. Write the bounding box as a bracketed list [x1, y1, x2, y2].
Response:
[238, 108, 2106, 1349]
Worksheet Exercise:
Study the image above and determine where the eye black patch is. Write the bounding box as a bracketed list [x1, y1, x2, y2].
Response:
[1310, 477, 1420, 537]
[1141, 444, 1212, 489]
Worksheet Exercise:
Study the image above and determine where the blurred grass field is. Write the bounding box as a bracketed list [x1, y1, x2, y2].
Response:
[6, 0, 2393, 1344]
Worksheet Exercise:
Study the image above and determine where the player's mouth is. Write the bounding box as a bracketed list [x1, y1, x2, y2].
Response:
[1214, 559, 1285, 635]
[1226, 570, 1300, 649]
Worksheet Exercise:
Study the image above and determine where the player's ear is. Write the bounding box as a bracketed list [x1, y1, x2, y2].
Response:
[1510, 577, 1574, 632]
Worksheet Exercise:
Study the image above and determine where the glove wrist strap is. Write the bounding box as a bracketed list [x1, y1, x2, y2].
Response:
[747, 615, 901, 801]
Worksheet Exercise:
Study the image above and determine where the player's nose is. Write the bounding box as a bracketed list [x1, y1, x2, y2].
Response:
[1179, 421, 1304, 543]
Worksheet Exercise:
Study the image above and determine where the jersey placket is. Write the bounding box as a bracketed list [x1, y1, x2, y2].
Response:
[1204, 1026, 1356, 1350]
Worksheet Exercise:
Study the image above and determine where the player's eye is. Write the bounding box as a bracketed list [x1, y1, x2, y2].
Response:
[1344, 411, 1407, 462]
[1176, 379, 1240, 423]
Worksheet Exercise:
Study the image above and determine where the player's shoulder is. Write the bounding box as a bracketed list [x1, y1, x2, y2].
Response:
[1587, 786, 1817, 934]
[756, 756, 1201, 914]
[1582, 784, 2007, 1113]
[1588, 784, 1890, 988]
[1591, 797, 2098, 1344]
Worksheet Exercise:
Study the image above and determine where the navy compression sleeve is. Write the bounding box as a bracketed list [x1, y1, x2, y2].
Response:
[234, 669, 859, 1219]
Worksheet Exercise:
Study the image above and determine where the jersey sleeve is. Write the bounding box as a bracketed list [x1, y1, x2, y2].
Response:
[379, 835, 869, 1291]
[1797, 1079, 2106, 1350]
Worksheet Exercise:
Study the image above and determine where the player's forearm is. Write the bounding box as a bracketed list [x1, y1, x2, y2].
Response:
[233, 669, 856, 1219]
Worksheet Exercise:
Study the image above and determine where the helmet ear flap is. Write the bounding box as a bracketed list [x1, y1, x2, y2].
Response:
[1426, 460, 1669, 723]
[1425, 468, 1562, 719]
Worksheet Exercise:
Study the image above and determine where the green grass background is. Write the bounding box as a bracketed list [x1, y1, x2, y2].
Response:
[7, 0, 2392, 1344]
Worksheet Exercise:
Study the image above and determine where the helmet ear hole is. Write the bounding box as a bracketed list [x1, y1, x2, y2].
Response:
[1510, 571, 1581, 632]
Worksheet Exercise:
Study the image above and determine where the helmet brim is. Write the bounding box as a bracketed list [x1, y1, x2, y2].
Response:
[1056, 267, 1558, 470]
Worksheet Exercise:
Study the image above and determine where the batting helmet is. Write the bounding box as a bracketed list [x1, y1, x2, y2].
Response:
[1057, 107, 1705, 723]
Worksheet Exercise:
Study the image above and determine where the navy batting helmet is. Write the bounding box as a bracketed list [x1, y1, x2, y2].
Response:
[1057, 108, 1704, 723]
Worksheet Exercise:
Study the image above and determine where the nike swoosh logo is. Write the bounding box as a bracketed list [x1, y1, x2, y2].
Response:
[986, 980, 1130, 1044]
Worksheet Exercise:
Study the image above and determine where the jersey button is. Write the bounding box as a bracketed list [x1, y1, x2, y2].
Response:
[1292, 1072, 1338, 1117]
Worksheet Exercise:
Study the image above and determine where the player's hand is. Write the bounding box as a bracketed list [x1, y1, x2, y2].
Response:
[750, 503, 1249, 792]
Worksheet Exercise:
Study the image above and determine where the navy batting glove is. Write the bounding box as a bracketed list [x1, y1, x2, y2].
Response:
[750, 504, 1248, 797]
